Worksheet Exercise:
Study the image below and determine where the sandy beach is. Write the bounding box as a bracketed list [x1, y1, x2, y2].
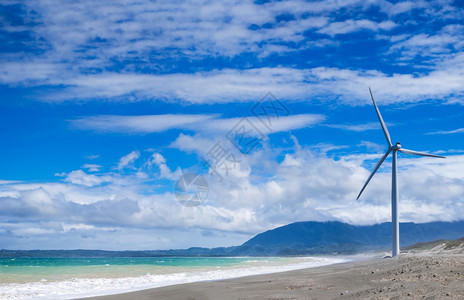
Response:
[82, 253, 464, 300]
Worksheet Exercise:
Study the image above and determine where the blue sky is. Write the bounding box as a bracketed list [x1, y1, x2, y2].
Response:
[0, 0, 463, 250]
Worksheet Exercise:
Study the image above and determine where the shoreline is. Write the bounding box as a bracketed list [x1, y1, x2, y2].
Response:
[70, 255, 353, 299]
[81, 254, 464, 300]
[0, 255, 350, 299]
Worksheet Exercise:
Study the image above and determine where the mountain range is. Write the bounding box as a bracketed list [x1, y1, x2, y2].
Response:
[2, 220, 464, 257]
[237, 220, 464, 255]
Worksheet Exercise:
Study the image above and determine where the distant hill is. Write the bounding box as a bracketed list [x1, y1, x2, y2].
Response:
[2, 221, 464, 257]
[234, 220, 464, 255]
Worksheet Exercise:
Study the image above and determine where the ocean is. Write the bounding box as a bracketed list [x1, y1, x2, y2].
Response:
[0, 256, 347, 299]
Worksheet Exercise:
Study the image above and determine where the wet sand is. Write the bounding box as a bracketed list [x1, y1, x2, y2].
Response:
[82, 253, 464, 300]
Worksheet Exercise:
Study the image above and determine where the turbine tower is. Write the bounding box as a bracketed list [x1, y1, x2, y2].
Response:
[357, 88, 445, 257]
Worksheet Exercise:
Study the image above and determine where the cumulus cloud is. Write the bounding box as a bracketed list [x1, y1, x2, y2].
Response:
[1, 141, 463, 249]
[146, 153, 181, 180]
[63, 170, 112, 187]
[1, 0, 463, 250]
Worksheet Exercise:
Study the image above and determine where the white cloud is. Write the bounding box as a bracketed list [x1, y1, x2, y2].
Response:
[388, 32, 464, 62]
[117, 150, 140, 170]
[85, 154, 100, 160]
[9, 65, 454, 105]
[325, 122, 382, 132]
[146, 153, 181, 180]
[0, 180, 20, 185]
[358, 141, 385, 152]
[258, 114, 326, 132]
[1, 0, 464, 250]
[0, 141, 463, 249]
[0, 61, 60, 84]
[319, 19, 397, 36]
[64, 170, 112, 187]
[1, 1, 463, 106]
[0, 221, 251, 250]
[72, 113, 326, 135]
[388, 1, 415, 15]
[0, 0, 346, 86]
[52, 68, 311, 103]
[82, 164, 102, 172]
[427, 128, 464, 135]
[377, 0, 418, 16]
[170, 133, 218, 155]
[72, 114, 218, 133]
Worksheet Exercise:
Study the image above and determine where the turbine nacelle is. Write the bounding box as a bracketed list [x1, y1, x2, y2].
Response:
[392, 142, 402, 150]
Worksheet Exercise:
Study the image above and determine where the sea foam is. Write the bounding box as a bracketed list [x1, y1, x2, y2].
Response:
[0, 257, 347, 299]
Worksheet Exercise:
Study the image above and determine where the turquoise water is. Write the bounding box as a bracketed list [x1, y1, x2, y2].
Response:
[0, 257, 281, 283]
[0, 256, 347, 299]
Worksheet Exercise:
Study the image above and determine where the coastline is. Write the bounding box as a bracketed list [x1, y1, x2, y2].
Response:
[0, 256, 348, 299]
[81, 254, 464, 300]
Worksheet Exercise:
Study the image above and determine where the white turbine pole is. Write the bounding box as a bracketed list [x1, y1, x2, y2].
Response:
[391, 149, 399, 257]
[357, 88, 445, 258]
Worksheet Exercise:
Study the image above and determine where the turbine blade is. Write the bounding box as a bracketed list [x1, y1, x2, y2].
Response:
[369, 87, 392, 147]
[398, 148, 446, 159]
[356, 149, 392, 200]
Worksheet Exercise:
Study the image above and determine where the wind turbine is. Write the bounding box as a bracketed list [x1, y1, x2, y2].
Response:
[357, 88, 445, 257]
